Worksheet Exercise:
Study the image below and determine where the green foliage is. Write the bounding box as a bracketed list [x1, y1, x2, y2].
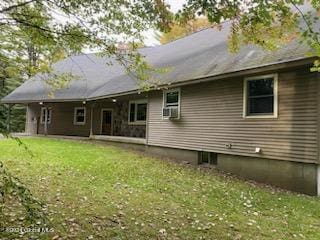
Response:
[0, 0, 172, 100]
[0, 68, 25, 133]
[158, 17, 212, 44]
[177, 0, 320, 68]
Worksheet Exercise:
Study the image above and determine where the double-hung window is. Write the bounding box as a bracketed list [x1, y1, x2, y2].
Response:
[40, 107, 52, 124]
[74, 107, 86, 125]
[163, 88, 180, 119]
[243, 74, 278, 118]
[164, 89, 180, 108]
[128, 100, 147, 125]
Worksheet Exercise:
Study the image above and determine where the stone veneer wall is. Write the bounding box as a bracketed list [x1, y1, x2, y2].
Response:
[113, 101, 146, 138]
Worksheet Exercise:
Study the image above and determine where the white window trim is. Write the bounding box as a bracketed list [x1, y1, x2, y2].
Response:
[243, 74, 278, 119]
[73, 107, 86, 125]
[162, 88, 181, 120]
[128, 100, 147, 125]
[40, 107, 52, 124]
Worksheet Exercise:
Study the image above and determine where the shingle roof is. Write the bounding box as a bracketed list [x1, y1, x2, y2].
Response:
[1, 21, 312, 103]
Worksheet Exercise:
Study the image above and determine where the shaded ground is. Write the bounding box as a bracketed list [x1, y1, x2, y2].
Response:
[0, 138, 319, 239]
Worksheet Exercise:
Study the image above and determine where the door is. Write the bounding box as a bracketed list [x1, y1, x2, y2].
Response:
[101, 109, 112, 135]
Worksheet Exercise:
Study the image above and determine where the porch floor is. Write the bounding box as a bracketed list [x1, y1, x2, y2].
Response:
[90, 135, 146, 145]
[12, 133, 146, 145]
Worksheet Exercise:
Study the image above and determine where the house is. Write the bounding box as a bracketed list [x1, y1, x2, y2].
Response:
[1, 21, 320, 196]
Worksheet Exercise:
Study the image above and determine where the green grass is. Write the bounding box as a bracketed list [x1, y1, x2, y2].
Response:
[0, 137, 319, 240]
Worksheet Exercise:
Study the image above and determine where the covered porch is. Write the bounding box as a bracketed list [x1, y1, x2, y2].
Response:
[24, 93, 148, 142]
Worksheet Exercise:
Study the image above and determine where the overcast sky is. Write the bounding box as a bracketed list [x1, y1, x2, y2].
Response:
[166, 0, 186, 12]
[144, 0, 186, 46]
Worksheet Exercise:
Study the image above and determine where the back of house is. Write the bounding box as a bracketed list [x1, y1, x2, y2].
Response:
[2, 21, 320, 195]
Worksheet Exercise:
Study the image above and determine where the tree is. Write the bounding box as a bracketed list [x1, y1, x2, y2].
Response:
[0, 0, 173, 133]
[158, 17, 211, 44]
[177, 0, 320, 70]
[0, 0, 172, 88]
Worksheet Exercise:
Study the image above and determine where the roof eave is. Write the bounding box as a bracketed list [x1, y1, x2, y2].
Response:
[2, 56, 315, 104]
[88, 56, 316, 101]
[0, 98, 86, 104]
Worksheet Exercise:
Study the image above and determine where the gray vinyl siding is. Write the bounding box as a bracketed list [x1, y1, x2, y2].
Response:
[147, 68, 319, 164]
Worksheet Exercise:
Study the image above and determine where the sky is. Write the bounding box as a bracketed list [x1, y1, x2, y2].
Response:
[166, 0, 186, 13]
[144, 0, 186, 46]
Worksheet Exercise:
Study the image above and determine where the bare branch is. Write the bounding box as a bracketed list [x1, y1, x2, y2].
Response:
[289, 0, 320, 45]
[0, 0, 38, 13]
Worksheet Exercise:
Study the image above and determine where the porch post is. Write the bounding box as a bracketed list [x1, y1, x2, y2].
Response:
[44, 107, 48, 136]
[6, 104, 12, 133]
[89, 103, 94, 137]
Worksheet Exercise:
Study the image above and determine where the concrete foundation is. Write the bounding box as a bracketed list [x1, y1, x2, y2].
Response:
[40, 134, 320, 196]
[217, 154, 319, 196]
[145, 145, 199, 165]
[91, 140, 320, 195]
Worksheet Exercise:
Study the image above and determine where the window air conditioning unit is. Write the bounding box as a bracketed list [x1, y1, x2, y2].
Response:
[163, 106, 179, 119]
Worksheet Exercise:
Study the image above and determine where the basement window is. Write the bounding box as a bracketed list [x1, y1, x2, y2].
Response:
[198, 152, 217, 166]
[243, 74, 278, 118]
[128, 100, 147, 125]
[74, 107, 86, 125]
[40, 107, 52, 124]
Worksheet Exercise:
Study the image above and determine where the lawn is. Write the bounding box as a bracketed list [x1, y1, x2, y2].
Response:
[0, 138, 319, 240]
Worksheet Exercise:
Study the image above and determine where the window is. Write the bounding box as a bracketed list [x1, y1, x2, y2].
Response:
[198, 152, 217, 165]
[244, 74, 278, 118]
[163, 88, 180, 119]
[128, 100, 147, 125]
[40, 107, 52, 124]
[74, 107, 86, 125]
[164, 89, 180, 107]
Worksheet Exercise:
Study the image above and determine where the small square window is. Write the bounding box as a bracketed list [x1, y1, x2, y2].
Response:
[74, 107, 86, 125]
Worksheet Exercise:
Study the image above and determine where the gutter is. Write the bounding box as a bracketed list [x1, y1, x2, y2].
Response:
[1, 98, 87, 104]
[88, 56, 316, 101]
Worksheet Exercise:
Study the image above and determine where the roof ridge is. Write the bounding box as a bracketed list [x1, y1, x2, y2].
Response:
[158, 20, 231, 47]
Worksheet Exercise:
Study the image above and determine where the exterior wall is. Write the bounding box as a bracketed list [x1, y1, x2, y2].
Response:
[27, 102, 91, 136]
[217, 154, 318, 195]
[146, 145, 199, 164]
[147, 68, 319, 164]
[25, 99, 146, 138]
